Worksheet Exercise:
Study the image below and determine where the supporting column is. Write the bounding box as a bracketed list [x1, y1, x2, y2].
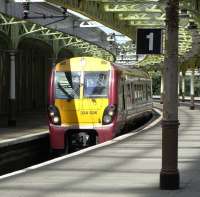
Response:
[178, 73, 180, 98]
[177, 73, 180, 106]
[8, 51, 16, 126]
[181, 74, 185, 102]
[5, 0, 9, 13]
[190, 69, 195, 110]
[160, 0, 180, 190]
[160, 72, 164, 104]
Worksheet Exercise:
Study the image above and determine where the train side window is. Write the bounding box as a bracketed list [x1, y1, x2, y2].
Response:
[141, 84, 143, 101]
[139, 84, 142, 101]
[137, 84, 141, 102]
[148, 83, 152, 100]
[139, 85, 141, 100]
[134, 84, 138, 103]
[142, 83, 145, 101]
[126, 83, 132, 109]
[118, 78, 125, 111]
[131, 83, 133, 104]
[146, 83, 148, 101]
[138, 84, 141, 101]
[122, 83, 126, 110]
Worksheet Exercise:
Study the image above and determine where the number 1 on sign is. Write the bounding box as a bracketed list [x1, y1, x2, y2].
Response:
[146, 32, 154, 51]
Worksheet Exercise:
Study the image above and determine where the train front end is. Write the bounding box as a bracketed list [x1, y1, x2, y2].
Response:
[48, 57, 117, 152]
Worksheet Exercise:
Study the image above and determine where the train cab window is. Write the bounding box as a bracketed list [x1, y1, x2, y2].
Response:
[84, 72, 108, 98]
[55, 71, 81, 99]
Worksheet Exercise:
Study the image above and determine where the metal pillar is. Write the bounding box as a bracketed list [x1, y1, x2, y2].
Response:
[190, 69, 195, 110]
[160, 0, 180, 190]
[8, 51, 16, 126]
[160, 72, 164, 104]
[4, 0, 9, 13]
[178, 73, 180, 97]
[177, 73, 180, 106]
[181, 74, 185, 102]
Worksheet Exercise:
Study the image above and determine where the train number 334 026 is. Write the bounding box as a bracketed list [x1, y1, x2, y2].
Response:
[80, 111, 97, 115]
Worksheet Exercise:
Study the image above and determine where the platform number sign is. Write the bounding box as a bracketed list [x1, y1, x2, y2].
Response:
[136, 29, 162, 54]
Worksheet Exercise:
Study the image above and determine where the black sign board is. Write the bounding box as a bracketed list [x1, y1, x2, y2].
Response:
[136, 29, 162, 54]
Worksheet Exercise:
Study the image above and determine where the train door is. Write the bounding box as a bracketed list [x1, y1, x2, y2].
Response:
[118, 77, 126, 113]
[131, 81, 138, 115]
[116, 77, 126, 134]
[125, 78, 134, 120]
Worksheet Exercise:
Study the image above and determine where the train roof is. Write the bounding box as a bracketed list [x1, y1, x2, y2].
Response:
[112, 63, 150, 79]
[57, 57, 150, 79]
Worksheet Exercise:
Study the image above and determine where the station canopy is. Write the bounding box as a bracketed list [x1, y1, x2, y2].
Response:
[46, 0, 200, 68]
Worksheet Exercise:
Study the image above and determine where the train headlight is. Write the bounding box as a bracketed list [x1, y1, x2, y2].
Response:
[107, 105, 116, 116]
[102, 105, 117, 125]
[50, 111, 55, 116]
[48, 105, 61, 125]
[103, 115, 112, 124]
[53, 116, 60, 124]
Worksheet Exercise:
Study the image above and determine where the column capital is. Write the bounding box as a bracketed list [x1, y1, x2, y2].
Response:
[9, 50, 18, 55]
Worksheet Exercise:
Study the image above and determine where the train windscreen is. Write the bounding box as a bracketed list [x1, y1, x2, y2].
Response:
[84, 72, 109, 98]
[55, 72, 81, 99]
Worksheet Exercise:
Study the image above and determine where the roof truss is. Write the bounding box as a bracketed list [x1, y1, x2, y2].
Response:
[0, 12, 113, 61]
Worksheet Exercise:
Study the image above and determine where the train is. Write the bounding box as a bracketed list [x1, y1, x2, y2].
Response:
[48, 56, 153, 153]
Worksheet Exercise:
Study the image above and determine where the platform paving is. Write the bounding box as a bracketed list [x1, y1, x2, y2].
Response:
[0, 112, 48, 146]
[0, 105, 199, 196]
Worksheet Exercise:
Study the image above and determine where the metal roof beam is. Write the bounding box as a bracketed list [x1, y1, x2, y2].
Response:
[42, 30, 61, 36]
[118, 13, 165, 21]
[22, 26, 47, 36]
[86, 0, 159, 3]
[0, 12, 113, 60]
[51, 35, 72, 40]
[104, 4, 162, 13]
[0, 14, 26, 25]
[47, 0, 136, 39]
[129, 21, 164, 27]
[64, 40, 82, 47]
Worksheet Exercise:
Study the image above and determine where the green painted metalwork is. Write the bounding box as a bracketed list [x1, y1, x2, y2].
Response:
[47, 0, 136, 39]
[1, 0, 199, 68]
[45, 0, 200, 68]
[104, 4, 162, 13]
[0, 12, 113, 61]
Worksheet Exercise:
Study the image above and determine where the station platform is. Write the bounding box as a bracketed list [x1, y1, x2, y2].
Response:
[0, 111, 48, 146]
[0, 105, 200, 196]
[0, 101, 197, 145]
